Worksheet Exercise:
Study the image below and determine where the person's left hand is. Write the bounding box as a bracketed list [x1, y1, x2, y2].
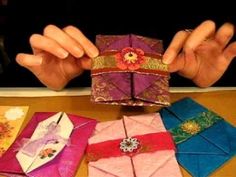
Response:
[163, 20, 236, 87]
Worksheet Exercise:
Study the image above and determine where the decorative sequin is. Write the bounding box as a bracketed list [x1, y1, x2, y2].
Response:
[120, 137, 139, 153]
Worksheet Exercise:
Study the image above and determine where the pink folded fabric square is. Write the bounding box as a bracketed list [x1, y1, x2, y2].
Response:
[87, 113, 182, 177]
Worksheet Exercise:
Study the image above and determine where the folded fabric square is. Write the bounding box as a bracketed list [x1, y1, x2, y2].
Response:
[0, 106, 29, 157]
[87, 113, 182, 177]
[0, 112, 97, 177]
[91, 34, 170, 106]
[160, 97, 236, 177]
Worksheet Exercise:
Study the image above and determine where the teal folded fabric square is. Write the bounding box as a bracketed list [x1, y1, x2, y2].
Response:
[160, 97, 236, 177]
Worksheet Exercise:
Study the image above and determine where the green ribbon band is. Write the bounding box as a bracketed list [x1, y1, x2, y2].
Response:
[169, 111, 222, 144]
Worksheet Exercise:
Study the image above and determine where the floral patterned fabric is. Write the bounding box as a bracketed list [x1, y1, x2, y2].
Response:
[0, 106, 28, 157]
[91, 34, 170, 106]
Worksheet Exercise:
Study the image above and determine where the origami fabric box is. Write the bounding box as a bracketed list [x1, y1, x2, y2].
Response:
[91, 34, 170, 106]
[160, 97, 236, 177]
[87, 113, 182, 177]
[0, 112, 97, 177]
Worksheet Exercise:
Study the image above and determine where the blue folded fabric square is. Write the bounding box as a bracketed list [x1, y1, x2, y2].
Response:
[160, 97, 236, 177]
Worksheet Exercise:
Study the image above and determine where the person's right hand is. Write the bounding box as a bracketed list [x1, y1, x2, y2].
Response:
[16, 25, 99, 90]
[163, 20, 236, 87]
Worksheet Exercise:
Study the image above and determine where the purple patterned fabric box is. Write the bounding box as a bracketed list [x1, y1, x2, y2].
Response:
[91, 34, 170, 106]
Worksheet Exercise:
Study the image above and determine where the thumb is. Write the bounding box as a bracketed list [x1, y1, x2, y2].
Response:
[78, 56, 92, 70]
[16, 53, 43, 68]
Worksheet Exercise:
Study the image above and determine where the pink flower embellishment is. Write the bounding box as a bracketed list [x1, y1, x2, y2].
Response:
[115, 47, 145, 70]
[39, 148, 57, 159]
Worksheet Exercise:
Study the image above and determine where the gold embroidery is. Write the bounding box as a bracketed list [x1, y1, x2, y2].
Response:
[92, 56, 116, 69]
[141, 57, 168, 71]
[92, 55, 168, 71]
[181, 121, 201, 135]
[91, 76, 115, 102]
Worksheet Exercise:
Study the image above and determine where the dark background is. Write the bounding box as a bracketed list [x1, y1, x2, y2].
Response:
[0, 0, 236, 87]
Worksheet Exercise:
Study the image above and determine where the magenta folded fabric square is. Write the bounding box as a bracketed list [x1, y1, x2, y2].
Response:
[91, 34, 170, 106]
[86, 113, 182, 177]
[0, 112, 97, 177]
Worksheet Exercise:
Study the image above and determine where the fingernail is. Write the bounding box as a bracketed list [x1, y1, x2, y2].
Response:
[73, 46, 84, 58]
[26, 56, 43, 66]
[163, 53, 173, 64]
[57, 49, 69, 59]
[88, 47, 99, 58]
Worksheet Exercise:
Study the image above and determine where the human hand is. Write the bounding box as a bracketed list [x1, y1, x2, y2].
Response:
[16, 25, 99, 90]
[163, 20, 236, 87]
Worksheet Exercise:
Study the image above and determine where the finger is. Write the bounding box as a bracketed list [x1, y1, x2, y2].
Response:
[63, 25, 99, 58]
[44, 25, 84, 58]
[169, 50, 199, 79]
[167, 52, 185, 72]
[215, 23, 234, 49]
[16, 53, 43, 67]
[163, 30, 190, 64]
[184, 20, 216, 50]
[30, 34, 69, 59]
[79, 57, 92, 70]
[224, 41, 236, 61]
